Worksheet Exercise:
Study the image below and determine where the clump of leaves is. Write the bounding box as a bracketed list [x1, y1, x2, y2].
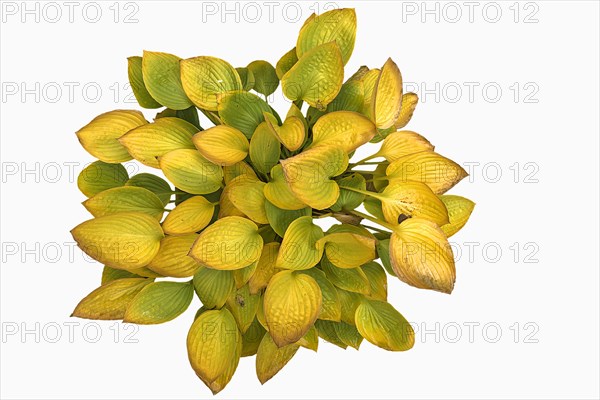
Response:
[71, 8, 475, 394]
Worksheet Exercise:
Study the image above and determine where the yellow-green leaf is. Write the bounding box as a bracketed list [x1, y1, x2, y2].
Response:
[82, 186, 164, 221]
[296, 325, 319, 351]
[334, 321, 363, 350]
[223, 161, 258, 185]
[101, 266, 146, 284]
[377, 130, 434, 162]
[264, 112, 305, 152]
[276, 47, 298, 79]
[71, 212, 164, 270]
[236, 67, 255, 91]
[226, 284, 261, 333]
[180, 56, 242, 111]
[193, 125, 249, 166]
[337, 288, 362, 325]
[204, 337, 241, 395]
[390, 217, 456, 293]
[372, 58, 403, 129]
[362, 262, 388, 301]
[76, 110, 147, 163]
[355, 299, 414, 351]
[233, 261, 258, 289]
[242, 318, 266, 357]
[280, 146, 348, 210]
[247, 60, 279, 97]
[330, 173, 366, 212]
[276, 216, 324, 270]
[282, 42, 344, 111]
[264, 200, 311, 238]
[249, 122, 281, 175]
[227, 177, 268, 224]
[386, 152, 468, 194]
[162, 196, 215, 236]
[119, 117, 197, 168]
[310, 111, 376, 153]
[376, 239, 396, 276]
[321, 255, 370, 295]
[127, 56, 161, 108]
[296, 8, 357, 65]
[124, 281, 193, 324]
[263, 164, 307, 211]
[315, 320, 347, 349]
[318, 232, 376, 269]
[147, 234, 200, 277]
[159, 149, 223, 194]
[193, 267, 235, 309]
[249, 242, 280, 295]
[300, 268, 341, 321]
[440, 195, 476, 237]
[217, 91, 271, 138]
[189, 216, 263, 270]
[72, 278, 152, 320]
[142, 51, 192, 110]
[187, 308, 240, 383]
[395, 92, 419, 129]
[77, 161, 129, 197]
[256, 331, 299, 384]
[263, 270, 322, 346]
[125, 173, 172, 206]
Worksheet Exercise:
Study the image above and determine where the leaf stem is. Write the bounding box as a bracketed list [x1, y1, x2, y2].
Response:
[348, 209, 396, 231]
[348, 154, 380, 168]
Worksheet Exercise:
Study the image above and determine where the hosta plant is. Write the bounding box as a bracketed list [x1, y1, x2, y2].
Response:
[71, 8, 475, 394]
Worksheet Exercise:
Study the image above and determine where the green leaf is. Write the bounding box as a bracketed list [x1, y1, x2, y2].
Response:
[334, 322, 363, 349]
[72, 278, 152, 320]
[236, 67, 255, 91]
[77, 161, 129, 198]
[376, 239, 396, 276]
[226, 284, 261, 333]
[76, 110, 147, 163]
[180, 56, 242, 111]
[71, 212, 164, 270]
[321, 255, 370, 295]
[127, 56, 161, 108]
[119, 117, 197, 168]
[218, 91, 272, 139]
[264, 199, 311, 238]
[159, 149, 223, 195]
[242, 318, 266, 357]
[331, 173, 366, 212]
[247, 60, 279, 97]
[362, 262, 388, 301]
[142, 51, 193, 110]
[82, 186, 164, 221]
[193, 267, 235, 309]
[315, 320, 347, 349]
[147, 234, 201, 278]
[101, 266, 146, 285]
[124, 281, 194, 324]
[249, 122, 281, 175]
[125, 173, 172, 206]
[355, 299, 414, 351]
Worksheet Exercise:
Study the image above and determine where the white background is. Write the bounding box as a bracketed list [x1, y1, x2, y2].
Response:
[1, 1, 599, 399]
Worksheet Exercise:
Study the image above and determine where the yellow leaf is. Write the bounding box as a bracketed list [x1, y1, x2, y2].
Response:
[386, 151, 468, 194]
[377, 130, 434, 162]
[147, 234, 201, 278]
[218, 185, 246, 218]
[162, 196, 215, 236]
[440, 195, 476, 237]
[127, 56, 161, 109]
[390, 217, 456, 293]
[372, 58, 403, 129]
[159, 149, 223, 194]
[82, 186, 164, 221]
[280, 146, 348, 210]
[263, 270, 322, 347]
[318, 232, 376, 269]
[217, 91, 271, 138]
[204, 337, 242, 395]
[118, 117, 197, 168]
[275, 47, 298, 79]
[142, 51, 192, 110]
[296, 8, 357, 65]
[300, 268, 341, 321]
[311, 111, 376, 153]
[276, 216, 324, 270]
[227, 177, 268, 224]
[188, 216, 263, 270]
[395, 92, 419, 129]
[355, 299, 414, 351]
[223, 161, 258, 185]
[193, 267, 235, 309]
[124, 281, 194, 324]
[72, 278, 152, 320]
[249, 243, 280, 295]
[71, 212, 164, 270]
[249, 122, 281, 175]
[282, 42, 344, 111]
[255, 331, 299, 384]
[77, 161, 129, 197]
[264, 112, 305, 151]
[76, 110, 146, 163]
[377, 181, 450, 226]
[359, 68, 381, 119]
[193, 125, 249, 166]
[187, 308, 240, 384]
[263, 165, 307, 211]
[180, 56, 242, 111]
